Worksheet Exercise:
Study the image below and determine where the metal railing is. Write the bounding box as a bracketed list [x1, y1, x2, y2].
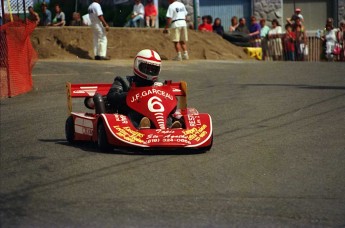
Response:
[262, 35, 323, 62]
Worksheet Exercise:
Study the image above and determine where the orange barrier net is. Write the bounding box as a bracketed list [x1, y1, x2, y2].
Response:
[0, 21, 37, 98]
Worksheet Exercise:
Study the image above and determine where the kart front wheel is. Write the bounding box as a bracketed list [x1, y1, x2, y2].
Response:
[98, 122, 112, 152]
[65, 115, 75, 143]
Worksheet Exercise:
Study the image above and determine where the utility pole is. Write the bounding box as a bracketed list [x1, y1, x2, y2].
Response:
[193, 0, 198, 30]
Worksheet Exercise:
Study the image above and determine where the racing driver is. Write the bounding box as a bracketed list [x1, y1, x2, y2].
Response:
[107, 49, 182, 129]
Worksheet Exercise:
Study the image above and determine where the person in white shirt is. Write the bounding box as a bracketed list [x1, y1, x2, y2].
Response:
[88, 0, 110, 60]
[164, 0, 189, 61]
[124, 0, 144, 27]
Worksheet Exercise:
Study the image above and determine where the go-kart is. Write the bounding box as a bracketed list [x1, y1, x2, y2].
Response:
[65, 80, 213, 152]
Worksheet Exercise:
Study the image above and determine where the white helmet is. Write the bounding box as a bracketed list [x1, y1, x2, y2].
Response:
[134, 49, 161, 82]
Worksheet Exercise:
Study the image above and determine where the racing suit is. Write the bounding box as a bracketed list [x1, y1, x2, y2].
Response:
[107, 75, 175, 128]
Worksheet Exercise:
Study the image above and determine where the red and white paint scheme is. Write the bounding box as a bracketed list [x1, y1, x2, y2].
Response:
[65, 80, 213, 151]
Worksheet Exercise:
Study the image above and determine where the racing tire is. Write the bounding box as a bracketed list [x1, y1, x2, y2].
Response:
[97, 122, 112, 152]
[65, 115, 75, 143]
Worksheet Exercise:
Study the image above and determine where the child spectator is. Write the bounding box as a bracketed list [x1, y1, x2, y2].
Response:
[28, 6, 40, 25]
[284, 24, 296, 61]
[144, 0, 157, 28]
[52, 4, 65, 26]
[198, 15, 213, 32]
[260, 19, 269, 60]
[229, 16, 239, 32]
[212, 18, 224, 36]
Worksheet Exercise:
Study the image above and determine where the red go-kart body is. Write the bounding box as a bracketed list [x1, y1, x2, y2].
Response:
[65, 81, 213, 152]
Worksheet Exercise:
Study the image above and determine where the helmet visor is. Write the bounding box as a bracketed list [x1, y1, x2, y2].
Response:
[138, 62, 160, 77]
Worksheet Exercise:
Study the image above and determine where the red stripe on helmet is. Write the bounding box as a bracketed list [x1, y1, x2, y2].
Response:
[137, 50, 161, 62]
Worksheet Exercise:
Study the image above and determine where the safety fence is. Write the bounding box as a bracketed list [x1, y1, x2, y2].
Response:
[0, 21, 37, 98]
[262, 35, 324, 62]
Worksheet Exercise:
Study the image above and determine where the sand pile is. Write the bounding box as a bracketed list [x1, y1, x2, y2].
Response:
[31, 27, 248, 60]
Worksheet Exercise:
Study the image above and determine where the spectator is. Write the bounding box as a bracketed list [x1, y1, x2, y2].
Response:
[287, 8, 304, 25]
[260, 18, 269, 38]
[338, 20, 345, 61]
[229, 16, 238, 32]
[206, 15, 213, 24]
[321, 23, 338, 61]
[28, 6, 40, 25]
[294, 17, 307, 61]
[249, 16, 261, 47]
[124, 0, 144, 27]
[198, 15, 213, 32]
[70, 12, 82, 26]
[88, 0, 110, 60]
[212, 18, 224, 36]
[144, 0, 157, 28]
[260, 18, 269, 60]
[284, 24, 296, 61]
[268, 19, 283, 61]
[52, 4, 65, 26]
[164, 0, 189, 61]
[40, 2, 51, 26]
[236, 17, 249, 34]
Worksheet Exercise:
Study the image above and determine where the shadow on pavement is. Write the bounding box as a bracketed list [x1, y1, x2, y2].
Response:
[38, 139, 207, 156]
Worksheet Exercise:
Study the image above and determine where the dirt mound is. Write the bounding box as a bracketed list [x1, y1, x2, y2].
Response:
[31, 27, 248, 60]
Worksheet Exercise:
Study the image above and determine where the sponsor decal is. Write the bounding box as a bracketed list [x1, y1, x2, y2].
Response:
[72, 86, 98, 96]
[113, 126, 145, 143]
[114, 114, 129, 124]
[182, 124, 208, 142]
[74, 117, 93, 136]
[130, 88, 174, 103]
[187, 115, 202, 127]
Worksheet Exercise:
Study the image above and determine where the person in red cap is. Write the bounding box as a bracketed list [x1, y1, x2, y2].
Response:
[287, 8, 304, 25]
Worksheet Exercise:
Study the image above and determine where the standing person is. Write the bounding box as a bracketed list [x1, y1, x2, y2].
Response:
[88, 0, 110, 60]
[52, 4, 65, 26]
[70, 12, 82, 26]
[144, 0, 157, 28]
[236, 17, 249, 34]
[213, 18, 224, 36]
[268, 19, 283, 60]
[164, 0, 189, 61]
[294, 17, 307, 61]
[321, 23, 338, 61]
[260, 19, 270, 60]
[40, 2, 51, 26]
[28, 6, 40, 25]
[248, 16, 261, 47]
[124, 0, 144, 27]
[338, 20, 345, 61]
[284, 24, 296, 61]
[229, 16, 238, 32]
[287, 8, 304, 25]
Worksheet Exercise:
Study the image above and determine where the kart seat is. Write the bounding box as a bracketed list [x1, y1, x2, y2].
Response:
[93, 93, 106, 114]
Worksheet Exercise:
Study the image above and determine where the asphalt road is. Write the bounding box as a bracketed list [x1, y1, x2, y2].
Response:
[1, 60, 345, 227]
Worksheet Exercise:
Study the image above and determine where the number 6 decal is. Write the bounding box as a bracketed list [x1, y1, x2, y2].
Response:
[148, 96, 164, 112]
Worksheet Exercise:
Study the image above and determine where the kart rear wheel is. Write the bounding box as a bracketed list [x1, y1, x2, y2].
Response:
[65, 115, 75, 143]
[98, 122, 112, 152]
